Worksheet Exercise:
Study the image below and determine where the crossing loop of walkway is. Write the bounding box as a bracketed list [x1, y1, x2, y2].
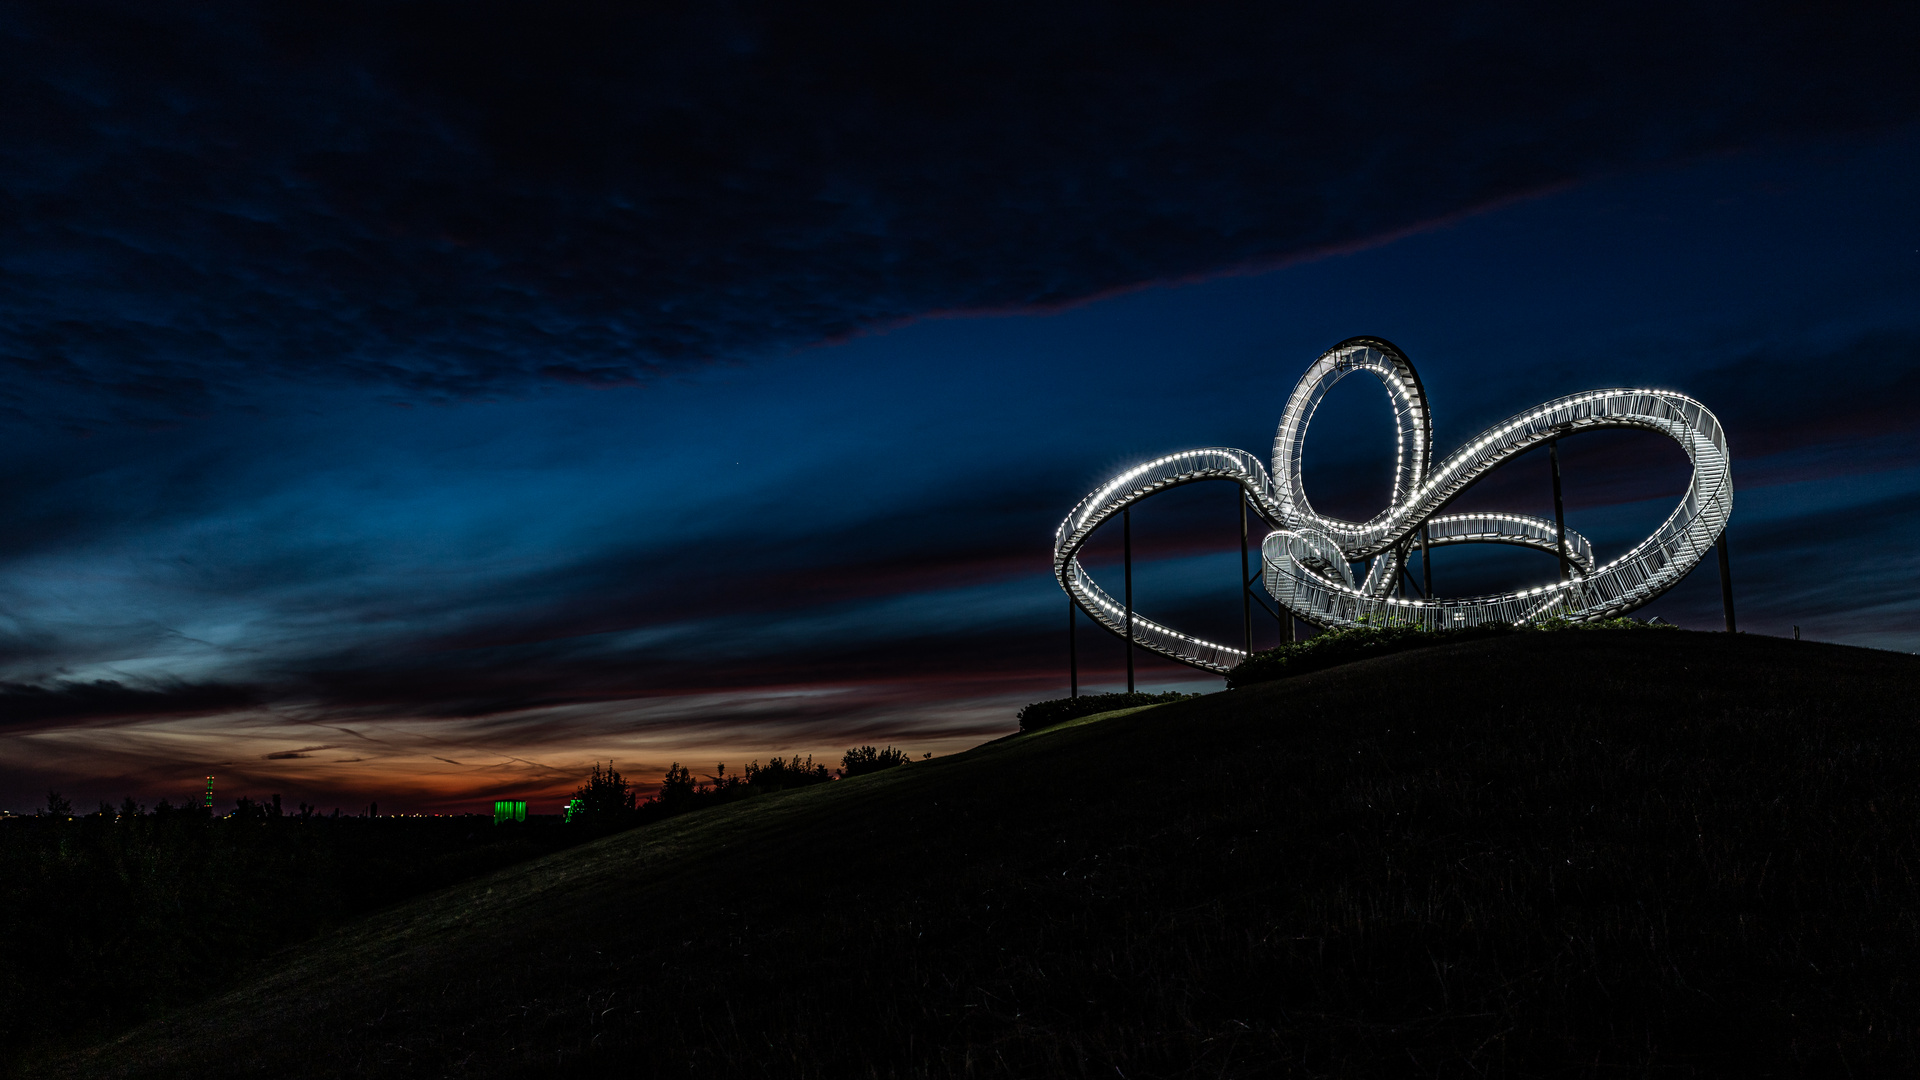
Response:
[1053, 337, 1733, 673]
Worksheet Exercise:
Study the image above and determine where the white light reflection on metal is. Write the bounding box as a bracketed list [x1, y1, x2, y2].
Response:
[1053, 336, 1733, 674]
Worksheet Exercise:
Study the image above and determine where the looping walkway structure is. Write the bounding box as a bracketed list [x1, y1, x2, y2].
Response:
[1053, 337, 1733, 674]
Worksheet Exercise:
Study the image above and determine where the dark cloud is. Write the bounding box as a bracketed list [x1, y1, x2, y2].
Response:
[1688, 332, 1920, 468]
[263, 745, 334, 760]
[1648, 483, 1920, 645]
[3, 1, 1917, 420]
[0, 679, 258, 726]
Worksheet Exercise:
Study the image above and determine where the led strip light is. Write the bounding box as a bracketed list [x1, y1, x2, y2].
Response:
[1053, 336, 1732, 673]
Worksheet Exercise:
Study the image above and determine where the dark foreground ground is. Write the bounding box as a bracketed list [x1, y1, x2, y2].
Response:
[46, 631, 1920, 1078]
[0, 810, 585, 1069]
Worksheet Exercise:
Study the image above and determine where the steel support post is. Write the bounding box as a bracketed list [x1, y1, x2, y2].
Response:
[1049, 348, 1734, 674]
[1421, 523, 1432, 598]
[1068, 592, 1078, 698]
[1124, 506, 1135, 693]
[1240, 493, 1252, 657]
[1549, 437, 1569, 582]
[1717, 532, 1736, 633]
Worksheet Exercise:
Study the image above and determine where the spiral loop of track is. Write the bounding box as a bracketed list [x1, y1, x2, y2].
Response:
[1053, 337, 1732, 674]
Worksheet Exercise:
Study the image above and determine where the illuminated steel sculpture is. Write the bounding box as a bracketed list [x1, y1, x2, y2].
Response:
[1054, 337, 1733, 675]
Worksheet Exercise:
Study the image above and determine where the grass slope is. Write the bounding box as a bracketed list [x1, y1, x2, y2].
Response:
[47, 631, 1920, 1078]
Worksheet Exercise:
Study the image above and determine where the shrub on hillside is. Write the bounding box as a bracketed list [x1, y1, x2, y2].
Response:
[651, 763, 704, 816]
[1535, 615, 1679, 632]
[623, 750, 891, 823]
[1225, 622, 1516, 689]
[745, 755, 834, 791]
[644, 756, 829, 815]
[839, 745, 911, 778]
[1226, 615, 1678, 688]
[570, 761, 638, 826]
[1017, 691, 1197, 733]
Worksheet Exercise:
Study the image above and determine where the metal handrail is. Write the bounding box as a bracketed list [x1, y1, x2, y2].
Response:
[1054, 339, 1732, 671]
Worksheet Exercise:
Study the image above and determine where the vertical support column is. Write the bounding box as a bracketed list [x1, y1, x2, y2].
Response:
[1068, 591, 1078, 699]
[1240, 492, 1252, 658]
[1717, 532, 1736, 633]
[1549, 437, 1569, 582]
[1421, 523, 1432, 599]
[1260, 500, 1292, 644]
[1281, 545, 1294, 644]
[1123, 507, 1136, 693]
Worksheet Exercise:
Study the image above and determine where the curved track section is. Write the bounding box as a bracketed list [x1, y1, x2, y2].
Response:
[1422, 513, 1594, 574]
[1053, 448, 1275, 674]
[1349, 513, 1592, 600]
[1054, 338, 1732, 673]
[1270, 337, 1431, 542]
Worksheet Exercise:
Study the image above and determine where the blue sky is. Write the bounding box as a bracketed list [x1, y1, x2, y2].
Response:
[5, 126, 1916, 812]
[2, 5, 1917, 812]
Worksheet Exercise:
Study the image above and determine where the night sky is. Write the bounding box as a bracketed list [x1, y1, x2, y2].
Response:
[3, 3, 1918, 813]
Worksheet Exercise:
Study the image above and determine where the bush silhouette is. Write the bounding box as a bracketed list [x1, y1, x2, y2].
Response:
[839, 745, 910, 778]
[1017, 691, 1196, 732]
[745, 755, 833, 792]
[633, 755, 835, 821]
[1225, 616, 1675, 688]
[571, 761, 636, 825]
[1226, 623, 1511, 688]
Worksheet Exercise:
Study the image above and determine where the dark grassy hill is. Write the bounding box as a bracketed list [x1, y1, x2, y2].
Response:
[46, 631, 1920, 1078]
